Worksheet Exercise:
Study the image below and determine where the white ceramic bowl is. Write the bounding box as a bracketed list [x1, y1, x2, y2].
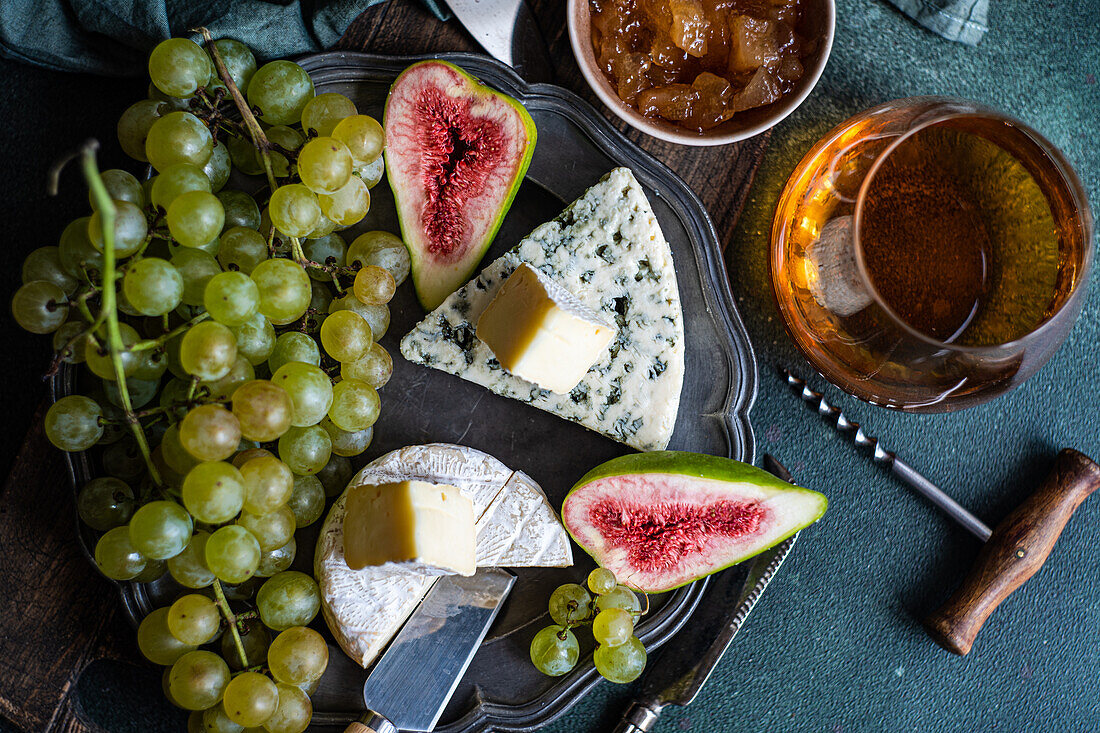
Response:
[566, 0, 835, 146]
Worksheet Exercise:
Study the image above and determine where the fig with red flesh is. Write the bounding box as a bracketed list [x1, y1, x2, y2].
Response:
[562, 452, 827, 593]
[384, 60, 537, 310]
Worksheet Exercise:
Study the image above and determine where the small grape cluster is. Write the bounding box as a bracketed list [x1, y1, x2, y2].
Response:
[530, 568, 649, 684]
[11, 30, 411, 733]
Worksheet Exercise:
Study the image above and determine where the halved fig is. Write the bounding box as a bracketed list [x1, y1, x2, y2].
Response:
[562, 452, 827, 593]
[384, 60, 537, 309]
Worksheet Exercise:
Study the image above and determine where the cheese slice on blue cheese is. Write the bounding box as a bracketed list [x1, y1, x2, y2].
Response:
[315, 444, 572, 669]
[400, 167, 685, 451]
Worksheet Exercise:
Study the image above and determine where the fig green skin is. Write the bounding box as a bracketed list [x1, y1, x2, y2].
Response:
[564, 451, 828, 593]
[384, 60, 537, 310]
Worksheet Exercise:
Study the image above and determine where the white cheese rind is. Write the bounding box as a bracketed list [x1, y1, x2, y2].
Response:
[316, 444, 572, 669]
[400, 167, 685, 452]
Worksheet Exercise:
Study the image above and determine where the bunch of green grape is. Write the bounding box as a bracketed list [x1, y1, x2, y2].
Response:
[11, 32, 412, 732]
[530, 568, 648, 684]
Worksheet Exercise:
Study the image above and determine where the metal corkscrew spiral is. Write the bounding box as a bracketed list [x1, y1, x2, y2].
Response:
[781, 369, 993, 542]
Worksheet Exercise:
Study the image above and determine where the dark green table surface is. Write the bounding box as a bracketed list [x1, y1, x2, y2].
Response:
[1, 0, 1097, 731]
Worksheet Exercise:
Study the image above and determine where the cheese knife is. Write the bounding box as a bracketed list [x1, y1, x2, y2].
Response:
[343, 568, 515, 733]
[441, 0, 554, 83]
[610, 455, 800, 733]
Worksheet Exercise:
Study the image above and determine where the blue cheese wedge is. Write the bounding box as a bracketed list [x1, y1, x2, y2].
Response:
[400, 167, 685, 451]
[315, 444, 572, 669]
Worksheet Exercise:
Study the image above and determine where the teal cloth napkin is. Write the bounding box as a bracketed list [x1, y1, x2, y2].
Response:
[886, 0, 989, 44]
[0, 0, 447, 76]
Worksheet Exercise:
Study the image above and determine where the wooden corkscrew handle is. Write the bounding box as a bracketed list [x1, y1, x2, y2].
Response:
[924, 449, 1100, 656]
[343, 712, 395, 733]
[344, 724, 380, 733]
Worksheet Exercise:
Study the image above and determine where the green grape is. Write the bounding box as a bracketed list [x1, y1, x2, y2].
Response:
[169, 650, 231, 710]
[329, 294, 389, 340]
[233, 380, 294, 443]
[58, 216, 103, 279]
[340, 343, 392, 389]
[306, 211, 338, 240]
[134, 558, 167, 583]
[247, 60, 315, 126]
[161, 423, 200, 475]
[91, 169, 144, 211]
[172, 248, 222, 305]
[352, 265, 395, 306]
[595, 585, 642, 616]
[222, 618, 270, 670]
[201, 355, 255, 401]
[147, 83, 190, 109]
[231, 313, 276, 366]
[130, 500, 193, 560]
[257, 536, 296, 578]
[182, 461, 246, 523]
[263, 125, 305, 177]
[306, 281, 332, 332]
[180, 406, 243, 462]
[123, 257, 184, 315]
[251, 258, 311, 325]
[220, 577, 260, 601]
[588, 567, 618, 595]
[94, 526, 148, 580]
[22, 246, 79, 294]
[593, 635, 647, 683]
[267, 332, 320, 374]
[88, 394, 125, 444]
[52, 321, 90, 363]
[186, 710, 203, 733]
[286, 475, 324, 528]
[317, 175, 370, 227]
[218, 191, 261, 231]
[169, 190, 226, 248]
[318, 309, 371, 363]
[301, 93, 357, 137]
[167, 594, 221, 645]
[315, 453, 353, 495]
[180, 321, 238, 381]
[268, 184, 321, 238]
[257, 571, 321, 631]
[227, 134, 265, 176]
[222, 672, 279, 727]
[12, 280, 68, 334]
[169, 236, 221, 258]
[233, 447, 274, 468]
[205, 525, 262, 584]
[204, 141, 232, 192]
[133, 346, 169, 381]
[84, 322, 142, 380]
[147, 111, 214, 171]
[168, 531, 216, 588]
[152, 163, 211, 210]
[103, 436, 144, 481]
[201, 703, 244, 733]
[217, 227, 267, 275]
[236, 506, 295, 552]
[354, 154, 385, 189]
[592, 608, 634, 647]
[320, 418, 372, 459]
[301, 233, 347, 282]
[263, 683, 311, 733]
[139, 607, 197, 665]
[118, 99, 167, 162]
[529, 626, 579, 677]
[267, 626, 328, 685]
[102, 376, 159, 410]
[548, 583, 592, 626]
[212, 38, 257, 93]
[328, 379, 380, 432]
[44, 395, 103, 451]
[88, 200, 147, 257]
[347, 231, 409, 286]
[332, 114, 385, 164]
[297, 137, 352, 195]
[148, 38, 213, 98]
[204, 271, 260, 326]
[277, 425, 331, 475]
[270, 362, 333, 427]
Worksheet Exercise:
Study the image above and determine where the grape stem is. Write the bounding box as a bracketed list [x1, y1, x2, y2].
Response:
[79, 141, 163, 487]
[289, 236, 360, 277]
[129, 312, 210, 352]
[211, 579, 249, 669]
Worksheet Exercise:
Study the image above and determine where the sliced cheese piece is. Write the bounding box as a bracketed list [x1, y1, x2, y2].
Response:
[343, 480, 476, 576]
[401, 167, 685, 451]
[316, 443, 572, 669]
[476, 263, 616, 394]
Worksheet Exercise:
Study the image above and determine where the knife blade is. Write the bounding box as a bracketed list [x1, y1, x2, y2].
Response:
[442, 0, 554, 83]
[344, 568, 515, 733]
[610, 455, 800, 733]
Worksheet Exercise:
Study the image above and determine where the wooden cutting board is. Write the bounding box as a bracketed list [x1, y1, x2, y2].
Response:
[0, 2, 770, 731]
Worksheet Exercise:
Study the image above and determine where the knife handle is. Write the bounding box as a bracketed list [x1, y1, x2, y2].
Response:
[344, 712, 397, 733]
[924, 449, 1100, 656]
[610, 701, 663, 733]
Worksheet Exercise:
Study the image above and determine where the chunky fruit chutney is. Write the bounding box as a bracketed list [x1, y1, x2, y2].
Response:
[589, 0, 811, 131]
